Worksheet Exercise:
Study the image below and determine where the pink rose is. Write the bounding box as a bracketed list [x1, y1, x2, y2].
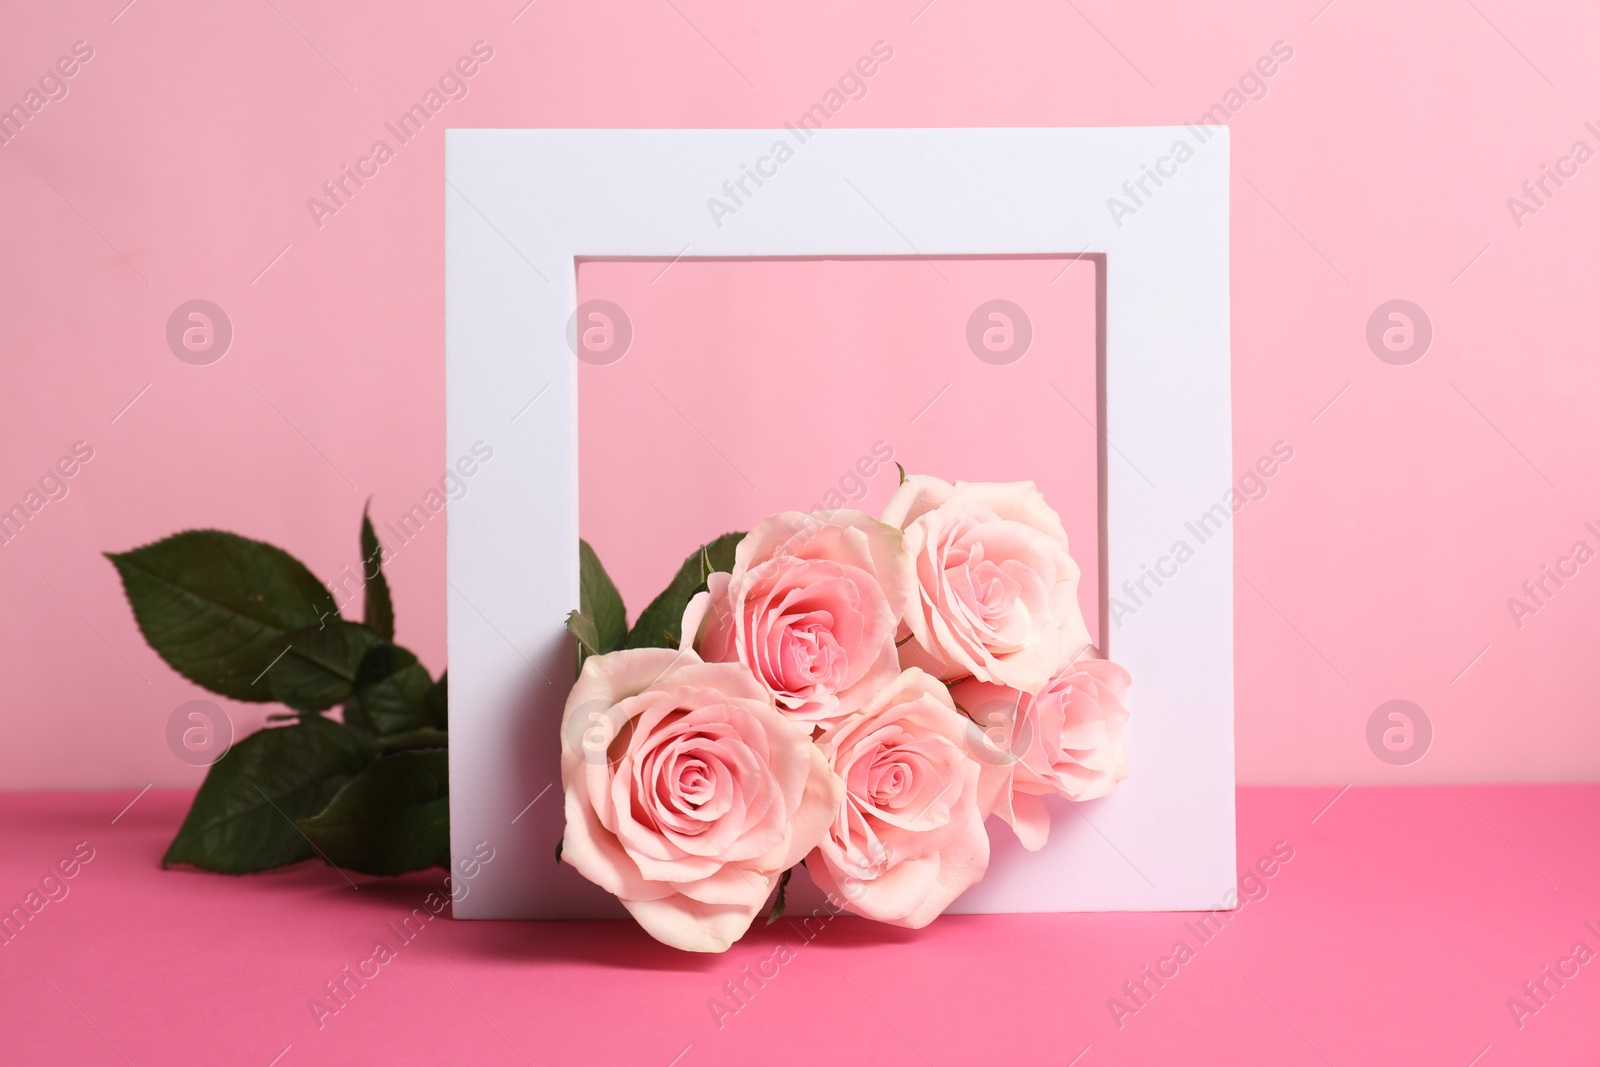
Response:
[559, 648, 842, 952]
[681, 510, 915, 732]
[951, 656, 1131, 850]
[881, 476, 1092, 692]
[805, 669, 1004, 928]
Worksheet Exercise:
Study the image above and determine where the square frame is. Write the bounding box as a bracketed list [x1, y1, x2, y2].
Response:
[445, 127, 1233, 918]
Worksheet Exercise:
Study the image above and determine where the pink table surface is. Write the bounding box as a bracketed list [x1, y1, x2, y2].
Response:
[3, 786, 1597, 1066]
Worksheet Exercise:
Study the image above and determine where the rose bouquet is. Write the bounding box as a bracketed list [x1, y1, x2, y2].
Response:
[561, 473, 1132, 952]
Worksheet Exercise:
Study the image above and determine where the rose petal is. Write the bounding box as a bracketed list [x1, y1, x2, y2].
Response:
[621, 891, 767, 954]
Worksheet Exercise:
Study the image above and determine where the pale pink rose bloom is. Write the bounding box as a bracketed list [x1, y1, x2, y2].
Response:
[951, 656, 1131, 851]
[559, 648, 842, 953]
[805, 669, 1005, 928]
[680, 511, 916, 733]
[881, 476, 1093, 693]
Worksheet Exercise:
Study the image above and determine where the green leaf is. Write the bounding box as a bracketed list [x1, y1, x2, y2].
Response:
[162, 716, 377, 873]
[624, 532, 744, 650]
[342, 641, 435, 736]
[295, 749, 449, 876]
[767, 867, 792, 924]
[425, 671, 447, 730]
[896, 462, 908, 485]
[578, 539, 627, 653]
[565, 609, 602, 670]
[106, 530, 339, 702]
[568, 540, 627, 669]
[360, 503, 395, 642]
[263, 621, 379, 713]
[375, 727, 447, 754]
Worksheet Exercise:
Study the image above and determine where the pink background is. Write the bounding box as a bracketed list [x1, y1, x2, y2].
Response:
[576, 256, 1104, 648]
[4, 0, 1600, 790]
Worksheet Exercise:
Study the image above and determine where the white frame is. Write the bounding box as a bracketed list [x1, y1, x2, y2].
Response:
[445, 128, 1233, 918]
